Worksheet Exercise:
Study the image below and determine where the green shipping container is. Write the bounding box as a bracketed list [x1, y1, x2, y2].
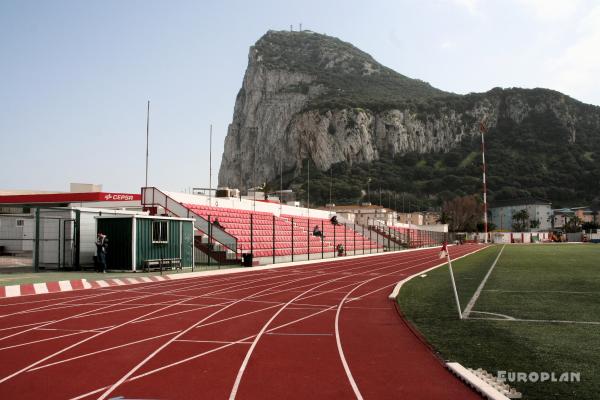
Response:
[97, 215, 194, 271]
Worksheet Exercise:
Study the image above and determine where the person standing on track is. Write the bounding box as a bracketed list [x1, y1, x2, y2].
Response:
[96, 232, 109, 273]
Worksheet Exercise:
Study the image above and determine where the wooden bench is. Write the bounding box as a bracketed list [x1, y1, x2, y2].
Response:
[142, 258, 182, 273]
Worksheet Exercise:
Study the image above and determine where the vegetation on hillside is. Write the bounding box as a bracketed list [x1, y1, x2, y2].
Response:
[254, 30, 450, 110]
[256, 31, 600, 210]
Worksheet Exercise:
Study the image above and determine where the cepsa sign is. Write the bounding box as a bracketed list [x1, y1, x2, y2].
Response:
[104, 193, 136, 201]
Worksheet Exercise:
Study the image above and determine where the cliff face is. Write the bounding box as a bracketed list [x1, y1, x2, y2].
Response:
[218, 30, 600, 205]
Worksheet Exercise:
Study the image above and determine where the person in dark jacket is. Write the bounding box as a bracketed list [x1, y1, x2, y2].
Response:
[313, 225, 324, 238]
[96, 232, 109, 273]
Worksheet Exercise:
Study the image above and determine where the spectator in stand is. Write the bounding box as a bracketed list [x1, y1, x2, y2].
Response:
[330, 215, 339, 226]
[213, 218, 223, 229]
[313, 225, 324, 238]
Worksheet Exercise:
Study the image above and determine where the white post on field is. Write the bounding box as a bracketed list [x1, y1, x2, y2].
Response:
[445, 246, 463, 319]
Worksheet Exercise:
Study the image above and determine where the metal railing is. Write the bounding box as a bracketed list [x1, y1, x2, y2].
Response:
[141, 187, 238, 255]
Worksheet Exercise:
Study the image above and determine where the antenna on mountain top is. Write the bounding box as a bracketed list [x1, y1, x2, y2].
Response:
[299, 23, 302, 31]
[290, 25, 293, 32]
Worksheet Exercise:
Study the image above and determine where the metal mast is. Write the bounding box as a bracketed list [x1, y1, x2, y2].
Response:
[209, 124, 213, 206]
[480, 119, 489, 243]
[145, 100, 150, 187]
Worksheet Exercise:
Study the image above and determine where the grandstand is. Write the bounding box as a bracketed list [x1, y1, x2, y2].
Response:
[141, 187, 443, 266]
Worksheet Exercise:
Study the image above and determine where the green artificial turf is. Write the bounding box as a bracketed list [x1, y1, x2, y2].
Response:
[398, 244, 600, 399]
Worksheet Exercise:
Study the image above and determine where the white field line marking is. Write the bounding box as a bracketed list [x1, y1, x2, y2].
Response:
[0, 331, 89, 351]
[28, 331, 181, 372]
[484, 290, 600, 294]
[388, 245, 489, 300]
[467, 316, 600, 325]
[469, 311, 515, 320]
[0, 270, 305, 383]
[95, 249, 433, 400]
[228, 250, 444, 400]
[462, 245, 506, 319]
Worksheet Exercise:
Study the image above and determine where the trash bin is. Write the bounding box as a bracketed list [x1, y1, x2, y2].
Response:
[242, 253, 253, 267]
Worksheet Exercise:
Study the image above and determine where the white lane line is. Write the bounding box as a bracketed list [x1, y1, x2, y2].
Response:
[95, 270, 344, 400]
[462, 245, 506, 319]
[94, 250, 416, 400]
[265, 332, 333, 336]
[227, 254, 431, 400]
[333, 251, 471, 400]
[0, 331, 89, 351]
[68, 250, 441, 399]
[175, 339, 253, 345]
[69, 302, 359, 400]
[68, 306, 340, 400]
[131, 302, 233, 324]
[0, 270, 299, 383]
[0, 321, 56, 332]
[28, 331, 181, 372]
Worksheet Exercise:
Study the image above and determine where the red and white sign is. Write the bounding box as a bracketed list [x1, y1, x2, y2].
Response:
[0, 192, 141, 204]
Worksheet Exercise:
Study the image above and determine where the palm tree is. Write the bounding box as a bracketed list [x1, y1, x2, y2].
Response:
[512, 209, 530, 232]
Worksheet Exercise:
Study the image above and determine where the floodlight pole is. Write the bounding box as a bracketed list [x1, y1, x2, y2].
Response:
[209, 124, 212, 206]
[480, 120, 488, 243]
[145, 100, 150, 188]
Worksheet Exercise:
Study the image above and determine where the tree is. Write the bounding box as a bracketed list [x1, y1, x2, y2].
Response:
[442, 195, 482, 232]
[564, 215, 582, 233]
[512, 209, 530, 232]
[530, 219, 540, 229]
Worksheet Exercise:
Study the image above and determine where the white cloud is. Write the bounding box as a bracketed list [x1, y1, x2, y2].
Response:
[450, 0, 481, 15]
[545, 5, 600, 104]
[441, 40, 457, 50]
[517, 0, 582, 21]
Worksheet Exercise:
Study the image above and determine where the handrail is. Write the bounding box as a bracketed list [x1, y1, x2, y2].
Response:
[141, 187, 238, 253]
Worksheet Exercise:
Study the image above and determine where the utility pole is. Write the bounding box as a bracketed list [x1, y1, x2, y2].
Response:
[480, 119, 489, 243]
[329, 167, 333, 209]
[145, 100, 150, 188]
[307, 159, 310, 213]
[209, 124, 212, 206]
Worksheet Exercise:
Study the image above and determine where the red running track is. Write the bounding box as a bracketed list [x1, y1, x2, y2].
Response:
[0, 246, 484, 400]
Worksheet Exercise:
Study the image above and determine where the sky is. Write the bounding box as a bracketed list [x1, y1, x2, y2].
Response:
[1, 0, 599, 194]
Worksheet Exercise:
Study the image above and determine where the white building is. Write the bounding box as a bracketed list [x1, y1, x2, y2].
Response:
[489, 198, 552, 231]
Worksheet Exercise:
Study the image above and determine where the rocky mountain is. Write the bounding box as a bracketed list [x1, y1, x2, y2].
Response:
[218, 30, 600, 207]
